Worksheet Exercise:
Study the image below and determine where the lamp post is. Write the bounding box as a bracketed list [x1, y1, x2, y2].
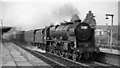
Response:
[0, 19, 2, 40]
[0, 19, 3, 33]
[0, 19, 2, 24]
[0, 19, 3, 38]
[0, 19, 2, 68]
[105, 14, 114, 51]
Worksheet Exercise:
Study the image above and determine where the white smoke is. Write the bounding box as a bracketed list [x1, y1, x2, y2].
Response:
[52, 3, 80, 21]
[2, 2, 80, 31]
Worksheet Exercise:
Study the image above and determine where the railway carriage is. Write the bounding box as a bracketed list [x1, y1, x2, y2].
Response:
[24, 30, 35, 45]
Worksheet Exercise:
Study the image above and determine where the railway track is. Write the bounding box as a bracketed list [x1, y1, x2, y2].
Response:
[19, 46, 87, 68]
[11, 40, 119, 68]
[47, 52, 110, 67]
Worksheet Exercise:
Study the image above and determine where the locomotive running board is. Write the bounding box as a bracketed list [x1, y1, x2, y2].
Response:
[45, 40, 72, 43]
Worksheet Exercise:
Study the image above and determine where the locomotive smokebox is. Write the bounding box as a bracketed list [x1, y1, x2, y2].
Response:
[75, 22, 91, 41]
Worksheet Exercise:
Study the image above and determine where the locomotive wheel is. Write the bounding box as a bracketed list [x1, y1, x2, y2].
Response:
[61, 51, 65, 57]
[59, 51, 64, 57]
[56, 50, 59, 55]
[89, 53, 94, 60]
[43, 45, 46, 50]
[53, 50, 55, 54]
[64, 52, 69, 59]
[84, 53, 90, 60]
[78, 54, 82, 60]
[72, 52, 78, 61]
[41, 44, 43, 49]
[58, 50, 62, 56]
[49, 43, 53, 52]
[54, 50, 57, 55]
[49, 48, 53, 53]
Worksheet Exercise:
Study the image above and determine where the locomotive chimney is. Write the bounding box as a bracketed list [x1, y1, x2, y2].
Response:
[70, 14, 81, 23]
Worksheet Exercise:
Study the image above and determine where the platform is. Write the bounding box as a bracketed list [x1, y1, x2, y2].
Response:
[99, 47, 120, 67]
[99, 47, 120, 55]
[1, 41, 53, 68]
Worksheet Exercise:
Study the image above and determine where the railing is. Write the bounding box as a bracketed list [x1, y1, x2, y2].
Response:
[96, 42, 120, 50]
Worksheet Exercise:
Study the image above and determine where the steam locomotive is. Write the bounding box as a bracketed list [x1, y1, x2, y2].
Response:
[10, 11, 99, 61]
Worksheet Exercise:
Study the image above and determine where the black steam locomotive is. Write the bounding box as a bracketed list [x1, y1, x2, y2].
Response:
[11, 11, 99, 61]
[45, 22, 96, 60]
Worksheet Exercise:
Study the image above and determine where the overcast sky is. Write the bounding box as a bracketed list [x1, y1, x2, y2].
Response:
[1, 0, 119, 30]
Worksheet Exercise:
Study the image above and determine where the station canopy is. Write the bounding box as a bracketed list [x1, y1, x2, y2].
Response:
[0, 26, 12, 34]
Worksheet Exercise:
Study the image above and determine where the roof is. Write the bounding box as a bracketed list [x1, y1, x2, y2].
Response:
[0, 26, 12, 34]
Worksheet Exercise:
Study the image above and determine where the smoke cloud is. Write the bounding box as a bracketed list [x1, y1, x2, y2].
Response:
[52, 3, 80, 21]
[2, 2, 80, 31]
